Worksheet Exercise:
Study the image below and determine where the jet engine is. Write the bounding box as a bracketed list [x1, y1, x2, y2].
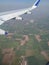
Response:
[16, 17, 23, 20]
[27, 11, 32, 14]
[25, 11, 31, 14]
[0, 29, 8, 35]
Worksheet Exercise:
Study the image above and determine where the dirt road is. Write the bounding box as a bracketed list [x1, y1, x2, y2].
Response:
[20, 35, 29, 46]
[35, 34, 41, 42]
[21, 56, 27, 65]
[17, 35, 29, 50]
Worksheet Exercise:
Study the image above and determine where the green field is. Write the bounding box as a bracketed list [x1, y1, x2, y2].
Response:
[0, 18, 49, 65]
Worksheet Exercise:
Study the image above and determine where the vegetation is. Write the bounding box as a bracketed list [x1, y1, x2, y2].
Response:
[0, 17, 49, 65]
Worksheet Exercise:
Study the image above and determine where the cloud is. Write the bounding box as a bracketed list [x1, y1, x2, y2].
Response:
[30, 20, 34, 23]
[26, 22, 29, 25]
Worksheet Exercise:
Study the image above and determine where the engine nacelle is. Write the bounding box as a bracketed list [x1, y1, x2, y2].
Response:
[16, 17, 23, 20]
[27, 11, 32, 14]
[25, 11, 31, 14]
[0, 29, 8, 35]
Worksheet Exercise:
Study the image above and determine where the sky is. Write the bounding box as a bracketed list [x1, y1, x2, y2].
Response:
[0, 0, 49, 10]
[0, 0, 49, 18]
[0, 0, 49, 4]
[0, 0, 49, 31]
[0, 0, 35, 4]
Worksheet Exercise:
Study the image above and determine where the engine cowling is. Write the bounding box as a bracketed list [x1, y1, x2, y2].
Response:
[27, 11, 31, 14]
[16, 17, 23, 20]
[0, 29, 8, 35]
[25, 11, 31, 14]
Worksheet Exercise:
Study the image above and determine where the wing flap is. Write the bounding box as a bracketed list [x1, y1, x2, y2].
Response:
[0, 20, 4, 25]
[0, 0, 40, 26]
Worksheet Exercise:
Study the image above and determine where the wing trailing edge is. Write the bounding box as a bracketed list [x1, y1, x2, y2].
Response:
[0, 20, 4, 25]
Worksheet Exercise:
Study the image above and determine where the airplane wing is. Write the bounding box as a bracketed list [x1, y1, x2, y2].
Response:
[0, 0, 40, 35]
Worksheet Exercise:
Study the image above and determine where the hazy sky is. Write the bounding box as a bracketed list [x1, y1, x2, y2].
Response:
[0, 0, 49, 30]
[0, 0, 49, 10]
[0, 0, 49, 4]
[0, 0, 49, 18]
[0, 0, 35, 4]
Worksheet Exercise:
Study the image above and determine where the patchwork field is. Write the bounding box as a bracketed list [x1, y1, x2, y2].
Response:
[0, 18, 49, 65]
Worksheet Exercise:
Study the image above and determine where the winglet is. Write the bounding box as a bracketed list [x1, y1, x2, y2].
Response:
[31, 0, 40, 10]
[34, 0, 40, 6]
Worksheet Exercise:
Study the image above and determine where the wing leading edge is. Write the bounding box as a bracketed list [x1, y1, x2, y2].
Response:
[0, 0, 40, 25]
[0, 0, 40, 35]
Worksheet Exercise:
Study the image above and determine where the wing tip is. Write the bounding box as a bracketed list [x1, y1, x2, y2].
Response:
[5, 31, 8, 35]
[35, 0, 40, 6]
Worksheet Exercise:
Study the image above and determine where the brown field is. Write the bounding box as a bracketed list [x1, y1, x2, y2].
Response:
[17, 35, 29, 50]
[48, 41, 49, 46]
[20, 35, 29, 46]
[41, 51, 49, 61]
[35, 34, 41, 42]
[2, 48, 15, 65]
[25, 50, 34, 57]
[6, 33, 14, 39]
[2, 35, 29, 65]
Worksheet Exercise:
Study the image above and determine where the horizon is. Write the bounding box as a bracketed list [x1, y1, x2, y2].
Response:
[0, 0, 49, 12]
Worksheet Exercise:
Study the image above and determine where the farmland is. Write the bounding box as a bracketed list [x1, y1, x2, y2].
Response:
[0, 17, 49, 65]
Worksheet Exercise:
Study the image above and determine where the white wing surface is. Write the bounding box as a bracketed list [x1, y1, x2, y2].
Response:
[0, 0, 40, 35]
